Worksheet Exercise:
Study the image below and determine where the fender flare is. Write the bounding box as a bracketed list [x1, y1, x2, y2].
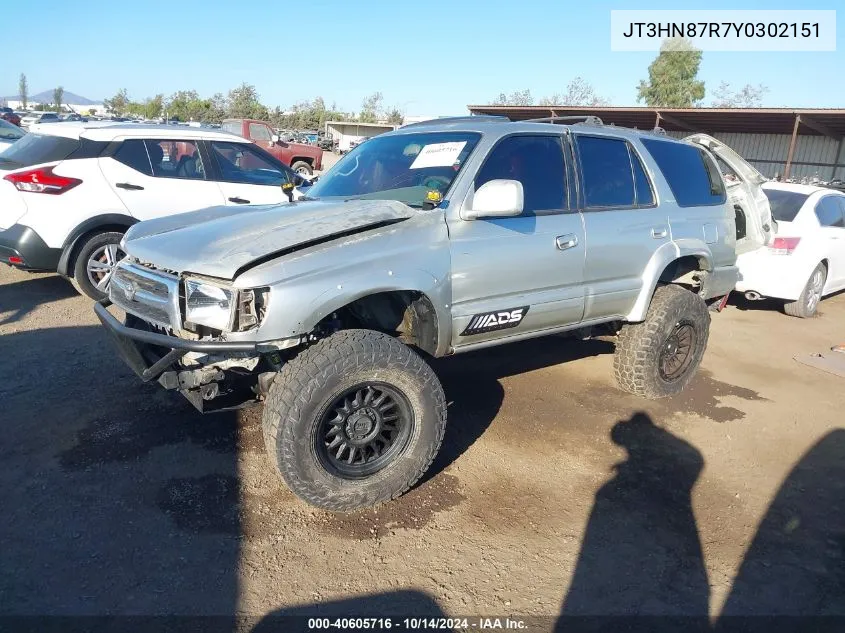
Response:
[57, 214, 138, 277]
[625, 243, 715, 322]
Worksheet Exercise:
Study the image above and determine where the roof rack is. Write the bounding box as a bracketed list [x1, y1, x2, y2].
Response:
[401, 115, 509, 128]
[524, 115, 604, 126]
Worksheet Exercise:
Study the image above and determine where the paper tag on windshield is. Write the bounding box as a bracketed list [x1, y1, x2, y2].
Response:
[410, 142, 467, 169]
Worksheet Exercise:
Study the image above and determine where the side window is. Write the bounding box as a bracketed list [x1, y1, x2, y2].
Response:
[815, 196, 845, 227]
[209, 141, 293, 186]
[475, 135, 566, 213]
[642, 138, 726, 207]
[576, 135, 634, 208]
[248, 123, 272, 142]
[113, 139, 152, 176]
[144, 140, 205, 180]
[630, 147, 655, 206]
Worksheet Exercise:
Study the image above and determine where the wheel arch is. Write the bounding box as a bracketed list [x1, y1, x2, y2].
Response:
[309, 288, 445, 358]
[626, 243, 713, 322]
[58, 214, 137, 277]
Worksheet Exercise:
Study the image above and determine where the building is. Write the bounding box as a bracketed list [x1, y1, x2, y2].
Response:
[324, 121, 399, 152]
[3, 99, 107, 116]
[467, 105, 845, 182]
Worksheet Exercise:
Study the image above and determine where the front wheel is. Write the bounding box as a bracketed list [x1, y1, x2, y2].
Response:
[262, 329, 447, 511]
[70, 231, 125, 301]
[784, 263, 826, 318]
[290, 160, 313, 176]
[614, 285, 710, 399]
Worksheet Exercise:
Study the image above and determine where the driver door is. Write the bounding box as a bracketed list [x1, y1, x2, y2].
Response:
[447, 134, 586, 348]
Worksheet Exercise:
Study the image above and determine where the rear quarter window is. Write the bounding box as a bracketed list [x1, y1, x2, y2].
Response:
[0, 133, 80, 170]
[222, 121, 243, 137]
[642, 138, 726, 207]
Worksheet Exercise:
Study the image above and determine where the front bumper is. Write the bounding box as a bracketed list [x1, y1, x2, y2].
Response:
[0, 224, 62, 271]
[94, 302, 258, 381]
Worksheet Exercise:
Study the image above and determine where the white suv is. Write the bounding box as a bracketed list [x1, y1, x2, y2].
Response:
[0, 122, 303, 299]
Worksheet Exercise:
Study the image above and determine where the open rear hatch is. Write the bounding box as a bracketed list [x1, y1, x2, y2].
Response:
[685, 133, 775, 254]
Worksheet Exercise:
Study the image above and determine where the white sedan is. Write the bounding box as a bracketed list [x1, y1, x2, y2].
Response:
[736, 182, 845, 317]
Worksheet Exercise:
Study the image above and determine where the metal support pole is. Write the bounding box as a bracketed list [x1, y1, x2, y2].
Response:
[654, 112, 661, 129]
[784, 115, 801, 180]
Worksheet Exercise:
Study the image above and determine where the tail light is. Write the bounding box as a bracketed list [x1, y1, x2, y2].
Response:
[768, 237, 801, 255]
[3, 166, 82, 194]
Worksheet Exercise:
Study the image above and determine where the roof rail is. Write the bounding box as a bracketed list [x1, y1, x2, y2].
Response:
[524, 115, 604, 126]
[401, 115, 509, 128]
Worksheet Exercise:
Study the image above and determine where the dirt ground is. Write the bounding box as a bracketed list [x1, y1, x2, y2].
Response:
[1, 263, 844, 629]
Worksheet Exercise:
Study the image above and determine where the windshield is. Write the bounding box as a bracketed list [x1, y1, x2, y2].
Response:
[763, 187, 810, 222]
[307, 132, 481, 208]
[0, 120, 25, 141]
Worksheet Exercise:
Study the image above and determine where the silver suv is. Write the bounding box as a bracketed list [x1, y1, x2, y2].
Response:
[96, 115, 742, 511]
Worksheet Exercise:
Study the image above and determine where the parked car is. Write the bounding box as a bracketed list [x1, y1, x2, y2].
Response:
[1, 111, 21, 127]
[0, 121, 306, 300]
[735, 182, 845, 317]
[222, 119, 323, 176]
[0, 119, 26, 153]
[20, 111, 61, 127]
[95, 115, 750, 511]
[61, 113, 88, 122]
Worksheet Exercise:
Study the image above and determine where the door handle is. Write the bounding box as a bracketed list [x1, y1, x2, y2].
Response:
[651, 227, 668, 239]
[228, 197, 251, 204]
[116, 182, 144, 191]
[555, 234, 579, 251]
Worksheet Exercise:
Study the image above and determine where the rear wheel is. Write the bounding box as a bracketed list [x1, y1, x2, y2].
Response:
[784, 263, 826, 318]
[291, 161, 313, 176]
[614, 285, 710, 399]
[70, 231, 125, 301]
[262, 329, 447, 511]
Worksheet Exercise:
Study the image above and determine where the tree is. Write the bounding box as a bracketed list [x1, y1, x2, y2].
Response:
[104, 88, 129, 115]
[19, 73, 28, 109]
[385, 107, 404, 125]
[226, 83, 268, 120]
[491, 89, 534, 106]
[359, 92, 384, 123]
[145, 94, 164, 120]
[538, 77, 609, 106]
[710, 81, 769, 108]
[53, 86, 64, 113]
[636, 38, 705, 108]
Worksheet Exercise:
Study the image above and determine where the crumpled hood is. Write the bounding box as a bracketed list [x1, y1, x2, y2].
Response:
[123, 199, 418, 279]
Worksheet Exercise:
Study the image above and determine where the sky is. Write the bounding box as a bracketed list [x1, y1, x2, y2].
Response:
[3, 0, 843, 116]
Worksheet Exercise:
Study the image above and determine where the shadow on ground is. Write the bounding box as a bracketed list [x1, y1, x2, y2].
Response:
[0, 324, 242, 616]
[0, 273, 78, 325]
[555, 414, 845, 632]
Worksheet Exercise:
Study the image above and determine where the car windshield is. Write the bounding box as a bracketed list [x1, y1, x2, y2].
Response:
[763, 187, 810, 222]
[307, 132, 481, 208]
[0, 119, 25, 141]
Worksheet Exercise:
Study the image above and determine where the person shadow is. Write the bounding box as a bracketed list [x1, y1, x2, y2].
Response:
[557, 412, 711, 632]
[556, 416, 845, 633]
[715, 429, 845, 627]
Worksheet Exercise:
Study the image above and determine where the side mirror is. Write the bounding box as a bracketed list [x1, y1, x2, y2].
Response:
[463, 179, 524, 220]
[271, 134, 280, 144]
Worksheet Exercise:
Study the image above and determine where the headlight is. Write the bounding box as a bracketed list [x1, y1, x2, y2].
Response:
[184, 278, 236, 331]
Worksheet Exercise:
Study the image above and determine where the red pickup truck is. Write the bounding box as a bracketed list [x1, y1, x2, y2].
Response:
[222, 118, 323, 175]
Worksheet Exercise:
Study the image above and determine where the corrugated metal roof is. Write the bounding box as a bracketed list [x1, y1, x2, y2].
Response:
[466, 105, 845, 137]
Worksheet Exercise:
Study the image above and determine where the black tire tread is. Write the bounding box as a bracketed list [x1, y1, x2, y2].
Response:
[262, 329, 446, 511]
[614, 285, 710, 399]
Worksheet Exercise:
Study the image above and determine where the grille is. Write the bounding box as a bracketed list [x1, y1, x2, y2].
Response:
[110, 263, 181, 331]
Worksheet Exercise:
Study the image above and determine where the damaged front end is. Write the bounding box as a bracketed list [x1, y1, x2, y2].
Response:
[95, 260, 298, 413]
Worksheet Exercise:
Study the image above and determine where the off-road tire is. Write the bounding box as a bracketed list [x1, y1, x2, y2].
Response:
[290, 160, 313, 176]
[70, 231, 125, 301]
[784, 263, 826, 318]
[262, 329, 447, 511]
[614, 285, 710, 399]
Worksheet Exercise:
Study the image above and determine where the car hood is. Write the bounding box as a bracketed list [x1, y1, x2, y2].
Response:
[123, 199, 419, 279]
